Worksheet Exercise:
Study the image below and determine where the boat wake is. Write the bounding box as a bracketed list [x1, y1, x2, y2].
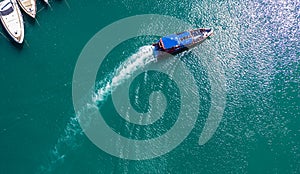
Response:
[93, 45, 156, 102]
[37, 45, 156, 173]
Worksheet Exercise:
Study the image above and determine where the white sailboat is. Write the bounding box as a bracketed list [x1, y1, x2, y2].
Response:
[0, 0, 24, 43]
[16, 0, 36, 18]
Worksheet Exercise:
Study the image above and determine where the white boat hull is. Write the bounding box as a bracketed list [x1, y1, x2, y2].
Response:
[0, 0, 24, 43]
[17, 0, 36, 18]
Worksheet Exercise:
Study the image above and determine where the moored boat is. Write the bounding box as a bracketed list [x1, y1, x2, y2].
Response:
[152, 28, 213, 58]
[43, 0, 49, 5]
[16, 0, 36, 18]
[0, 0, 24, 43]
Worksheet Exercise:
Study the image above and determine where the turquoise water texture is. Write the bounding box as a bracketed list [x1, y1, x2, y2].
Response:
[0, 0, 299, 173]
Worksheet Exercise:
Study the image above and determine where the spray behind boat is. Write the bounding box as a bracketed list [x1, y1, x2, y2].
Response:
[94, 27, 213, 101]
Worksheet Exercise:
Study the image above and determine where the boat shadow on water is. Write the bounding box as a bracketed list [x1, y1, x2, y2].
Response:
[0, 25, 23, 50]
[22, 13, 36, 25]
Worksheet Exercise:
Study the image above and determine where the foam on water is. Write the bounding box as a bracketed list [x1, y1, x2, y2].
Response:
[38, 45, 157, 173]
[37, 1, 300, 172]
[93, 45, 156, 102]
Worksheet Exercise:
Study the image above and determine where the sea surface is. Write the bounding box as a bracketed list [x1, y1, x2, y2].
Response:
[0, 0, 299, 173]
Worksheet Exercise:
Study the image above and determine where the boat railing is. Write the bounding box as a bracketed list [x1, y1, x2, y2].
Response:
[190, 30, 203, 43]
[190, 29, 204, 37]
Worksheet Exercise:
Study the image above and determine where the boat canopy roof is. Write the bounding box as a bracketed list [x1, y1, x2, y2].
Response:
[0, 1, 13, 16]
[161, 31, 193, 49]
[161, 34, 179, 49]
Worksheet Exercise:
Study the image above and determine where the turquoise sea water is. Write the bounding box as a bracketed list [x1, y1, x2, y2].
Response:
[0, 0, 299, 173]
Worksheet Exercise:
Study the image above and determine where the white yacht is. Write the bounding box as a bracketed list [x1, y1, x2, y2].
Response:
[16, 0, 36, 18]
[0, 0, 24, 43]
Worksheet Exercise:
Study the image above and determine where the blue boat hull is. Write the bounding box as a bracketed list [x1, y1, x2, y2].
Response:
[152, 28, 213, 58]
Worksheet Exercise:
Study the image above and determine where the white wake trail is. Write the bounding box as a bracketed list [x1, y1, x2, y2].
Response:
[38, 45, 156, 173]
[93, 45, 156, 102]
